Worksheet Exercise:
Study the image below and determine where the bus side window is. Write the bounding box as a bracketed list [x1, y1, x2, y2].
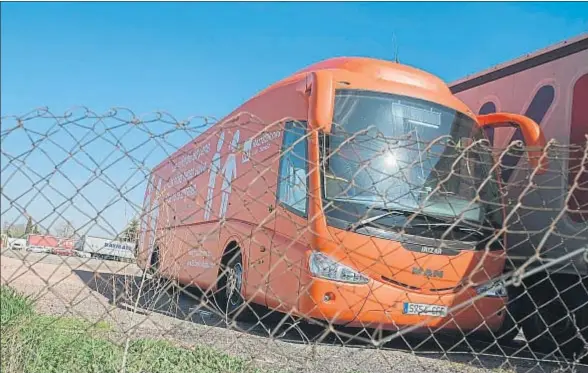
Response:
[568, 73, 588, 223]
[277, 121, 309, 217]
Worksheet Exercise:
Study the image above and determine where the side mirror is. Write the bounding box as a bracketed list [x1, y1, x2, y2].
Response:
[308, 70, 335, 133]
[477, 112, 548, 174]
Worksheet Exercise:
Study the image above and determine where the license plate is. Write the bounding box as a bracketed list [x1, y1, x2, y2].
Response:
[403, 302, 448, 317]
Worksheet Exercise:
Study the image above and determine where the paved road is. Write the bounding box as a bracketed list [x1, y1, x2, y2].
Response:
[1, 249, 584, 373]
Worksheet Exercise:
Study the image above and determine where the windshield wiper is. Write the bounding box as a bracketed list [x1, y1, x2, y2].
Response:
[347, 207, 449, 232]
[409, 222, 488, 239]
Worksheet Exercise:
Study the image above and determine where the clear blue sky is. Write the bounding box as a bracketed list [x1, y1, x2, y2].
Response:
[1, 2, 587, 237]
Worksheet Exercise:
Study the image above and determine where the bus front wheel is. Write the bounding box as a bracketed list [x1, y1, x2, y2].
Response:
[215, 245, 255, 323]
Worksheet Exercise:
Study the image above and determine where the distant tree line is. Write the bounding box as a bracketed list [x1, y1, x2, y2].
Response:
[2, 215, 141, 247]
[2, 216, 76, 239]
[2, 216, 41, 238]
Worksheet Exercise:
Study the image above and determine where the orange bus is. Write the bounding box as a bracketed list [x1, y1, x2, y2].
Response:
[137, 57, 547, 339]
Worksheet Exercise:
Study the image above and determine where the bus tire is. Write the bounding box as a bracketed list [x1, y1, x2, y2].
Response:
[521, 276, 588, 360]
[214, 244, 254, 323]
[472, 307, 520, 346]
[489, 284, 528, 345]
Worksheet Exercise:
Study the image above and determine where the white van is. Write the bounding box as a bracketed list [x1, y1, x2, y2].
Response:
[8, 238, 27, 251]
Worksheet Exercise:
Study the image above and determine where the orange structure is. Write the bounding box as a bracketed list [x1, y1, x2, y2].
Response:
[137, 57, 547, 338]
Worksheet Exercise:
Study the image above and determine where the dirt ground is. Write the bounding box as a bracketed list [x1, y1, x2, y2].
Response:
[1, 249, 584, 373]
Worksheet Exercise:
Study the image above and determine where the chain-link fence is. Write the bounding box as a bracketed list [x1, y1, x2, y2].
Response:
[1, 107, 587, 373]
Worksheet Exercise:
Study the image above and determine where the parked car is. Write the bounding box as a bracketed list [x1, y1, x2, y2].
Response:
[9, 238, 27, 251]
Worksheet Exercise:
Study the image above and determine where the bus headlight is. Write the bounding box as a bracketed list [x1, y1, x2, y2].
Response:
[475, 280, 507, 298]
[309, 252, 369, 284]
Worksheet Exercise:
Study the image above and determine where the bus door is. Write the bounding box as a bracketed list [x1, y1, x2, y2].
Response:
[266, 120, 312, 312]
[240, 118, 280, 306]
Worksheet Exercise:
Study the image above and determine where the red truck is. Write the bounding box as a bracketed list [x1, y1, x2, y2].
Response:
[27, 234, 76, 255]
[450, 33, 588, 357]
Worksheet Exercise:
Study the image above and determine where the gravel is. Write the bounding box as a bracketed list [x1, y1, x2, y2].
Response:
[1, 249, 584, 373]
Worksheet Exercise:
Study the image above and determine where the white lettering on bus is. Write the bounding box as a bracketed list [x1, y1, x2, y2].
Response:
[242, 130, 281, 163]
[420, 246, 443, 255]
[186, 260, 214, 269]
[186, 248, 214, 269]
[173, 142, 211, 170]
[167, 162, 209, 189]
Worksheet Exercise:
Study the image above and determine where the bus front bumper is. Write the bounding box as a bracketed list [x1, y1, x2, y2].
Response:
[297, 277, 507, 334]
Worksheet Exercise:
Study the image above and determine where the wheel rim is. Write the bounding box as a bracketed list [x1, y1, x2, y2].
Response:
[226, 262, 243, 307]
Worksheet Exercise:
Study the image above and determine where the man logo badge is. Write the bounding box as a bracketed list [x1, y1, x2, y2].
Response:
[420, 246, 442, 255]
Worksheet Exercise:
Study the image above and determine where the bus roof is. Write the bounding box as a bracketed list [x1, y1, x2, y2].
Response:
[252, 56, 452, 99]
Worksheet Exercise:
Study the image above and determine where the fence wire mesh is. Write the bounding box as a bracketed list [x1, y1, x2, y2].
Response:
[1, 107, 587, 373]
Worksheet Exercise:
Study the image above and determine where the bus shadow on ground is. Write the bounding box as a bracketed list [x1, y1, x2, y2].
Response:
[72, 269, 586, 373]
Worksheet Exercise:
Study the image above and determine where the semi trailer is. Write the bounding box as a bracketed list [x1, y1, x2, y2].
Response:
[75, 235, 136, 262]
[450, 33, 588, 357]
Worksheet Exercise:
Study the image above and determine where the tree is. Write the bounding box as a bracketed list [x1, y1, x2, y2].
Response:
[54, 221, 76, 238]
[5, 222, 25, 238]
[120, 218, 139, 243]
[24, 216, 33, 235]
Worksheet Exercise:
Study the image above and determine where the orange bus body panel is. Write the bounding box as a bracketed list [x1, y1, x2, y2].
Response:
[137, 77, 308, 297]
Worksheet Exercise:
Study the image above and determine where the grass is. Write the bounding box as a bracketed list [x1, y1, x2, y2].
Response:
[1, 286, 34, 327]
[0, 285, 267, 373]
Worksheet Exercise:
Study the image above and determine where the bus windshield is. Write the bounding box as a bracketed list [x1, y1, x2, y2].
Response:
[321, 89, 503, 228]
